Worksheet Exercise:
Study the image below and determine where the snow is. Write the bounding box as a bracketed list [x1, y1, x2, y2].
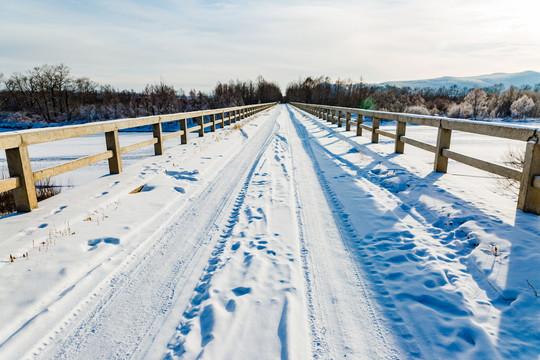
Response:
[1, 104, 539, 359]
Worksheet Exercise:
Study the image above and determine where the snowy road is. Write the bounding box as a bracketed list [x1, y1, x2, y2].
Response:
[1, 105, 539, 359]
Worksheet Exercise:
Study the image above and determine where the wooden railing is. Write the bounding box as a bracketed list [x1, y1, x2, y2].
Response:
[291, 102, 540, 215]
[1, 103, 276, 212]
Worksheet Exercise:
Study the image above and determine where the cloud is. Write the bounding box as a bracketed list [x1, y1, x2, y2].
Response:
[1, 0, 539, 91]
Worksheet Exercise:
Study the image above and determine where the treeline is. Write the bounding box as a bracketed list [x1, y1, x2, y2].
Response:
[285, 76, 540, 119]
[0, 64, 283, 124]
[3, 65, 540, 125]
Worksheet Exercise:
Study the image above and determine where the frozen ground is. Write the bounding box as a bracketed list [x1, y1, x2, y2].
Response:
[0, 104, 539, 359]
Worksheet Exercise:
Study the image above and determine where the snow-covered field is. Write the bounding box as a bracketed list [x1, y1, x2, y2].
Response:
[1, 104, 539, 359]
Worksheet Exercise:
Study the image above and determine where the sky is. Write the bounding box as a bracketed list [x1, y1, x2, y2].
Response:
[1, 0, 540, 92]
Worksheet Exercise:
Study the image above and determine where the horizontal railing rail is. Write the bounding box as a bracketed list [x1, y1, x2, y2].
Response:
[291, 102, 540, 215]
[1, 102, 276, 212]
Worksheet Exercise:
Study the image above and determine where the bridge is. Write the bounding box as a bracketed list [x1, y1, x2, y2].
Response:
[1, 104, 539, 359]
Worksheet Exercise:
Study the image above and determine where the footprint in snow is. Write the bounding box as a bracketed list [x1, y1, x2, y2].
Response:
[200, 305, 215, 346]
[94, 191, 108, 198]
[167, 170, 199, 181]
[87, 237, 120, 251]
[226, 299, 236, 312]
[232, 287, 251, 296]
[51, 205, 67, 215]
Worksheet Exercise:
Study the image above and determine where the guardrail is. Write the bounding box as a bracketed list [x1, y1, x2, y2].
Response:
[1, 103, 276, 212]
[291, 102, 540, 215]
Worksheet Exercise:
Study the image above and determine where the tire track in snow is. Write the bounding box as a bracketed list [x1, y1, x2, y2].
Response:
[289, 106, 508, 358]
[162, 108, 310, 359]
[29, 111, 279, 360]
[163, 122, 279, 358]
[286, 105, 415, 359]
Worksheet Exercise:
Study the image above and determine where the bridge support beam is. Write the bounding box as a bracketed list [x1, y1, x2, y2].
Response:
[395, 120, 406, 154]
[356, 114, 363, 136]
[434, 127, 451, 172]
[153, 121, 164, 155]
[518, 141, 540, 214]
[197, 116, 204, 137]
[6, 145, 38, 212]
[180, 119, 188, 144]
[211, 114, 216, 132]
[371, 117, 380, 143]
[105, 129, 122, 174]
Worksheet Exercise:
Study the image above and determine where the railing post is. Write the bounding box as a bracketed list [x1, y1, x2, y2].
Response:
[356, 113, 363, 136]
[346, 112, 351, 131]
[371, 117, 380, 143]
[517, 140, 540, 214]
[434, 126, 452, 172]
[197, 116, 204, 137]
[221, 111, 225, 127]
[395, 119, 406, 154]
[180, 118, 188, 144]
[152, 120, 164, 156]
[6, 145, 38, 212]
[337, 110, 342, 127]
[105, 129, 122, 174]
[211, 113, 216, 132]
[232, 110, 237, 123]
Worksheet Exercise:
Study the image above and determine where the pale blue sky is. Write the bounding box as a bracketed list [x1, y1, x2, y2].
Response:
[1, 0, 539, 91]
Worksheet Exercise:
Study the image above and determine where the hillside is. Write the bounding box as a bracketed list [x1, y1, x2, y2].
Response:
[380, 70, 540, 90]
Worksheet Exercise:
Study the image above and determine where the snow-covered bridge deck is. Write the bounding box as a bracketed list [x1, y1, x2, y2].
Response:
[1, 105, 539, 359]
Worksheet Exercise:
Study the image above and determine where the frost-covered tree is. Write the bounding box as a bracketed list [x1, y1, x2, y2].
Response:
[511, 95, 535, 119]
[405, 105, 430, 115]
[464, 88, 488, 119]
[447, 102, 472, 118]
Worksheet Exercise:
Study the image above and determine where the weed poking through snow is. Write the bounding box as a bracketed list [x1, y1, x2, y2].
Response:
[526, 279, 538, 297]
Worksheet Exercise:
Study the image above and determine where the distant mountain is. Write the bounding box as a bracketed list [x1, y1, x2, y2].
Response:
[380, 71, 540, 90]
